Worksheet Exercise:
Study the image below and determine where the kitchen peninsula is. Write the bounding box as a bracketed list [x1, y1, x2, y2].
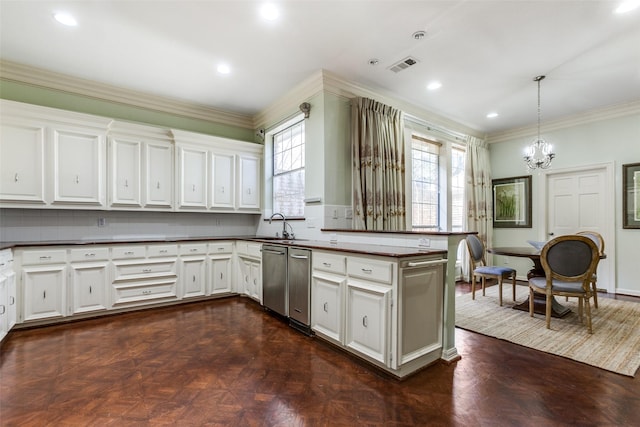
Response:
[1, 231, 467, 378]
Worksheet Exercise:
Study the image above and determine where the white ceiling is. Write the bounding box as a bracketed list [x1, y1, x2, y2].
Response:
[1, 1, 639, 135]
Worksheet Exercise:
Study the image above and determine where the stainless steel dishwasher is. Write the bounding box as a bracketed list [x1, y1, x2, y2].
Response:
[262, 244, 288, 317]
[288, 247, 311, 334]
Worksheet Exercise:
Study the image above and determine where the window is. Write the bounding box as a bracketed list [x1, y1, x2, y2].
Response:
[272, 120, 305, 217]
[411, 136, 440, 230]
[408, 132, 466, 231]
[451, 145, 465, 231]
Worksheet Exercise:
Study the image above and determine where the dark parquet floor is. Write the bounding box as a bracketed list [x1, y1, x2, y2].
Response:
[1, 283, 639, 426]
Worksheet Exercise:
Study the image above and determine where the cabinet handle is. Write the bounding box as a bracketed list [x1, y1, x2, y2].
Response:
[39, 256, 51, 260]
[192, 184, 196, 192]
[160, 250, 168, 254]
[221, 186, 225, 193]
[89, 286, 92, 294]
[323, 302, 328, 312]
[323, 262, 332, 267]
[43, 290, 46, 299]
[220, 272, 223, 280]
[75, 175, 80, 184]
[157, 181, 160, 189]
[142, 290, 152, 295]
[193, 275, 196, 282]
[190, 248, 198, 252]
[253, 278, 257, 285]
[361, 268, 372, 274]
[85, 253, 96, 257]
[125, 251, 134, 255]
[142, 268, 152, 273]
[217, 247, 225, 251]
[9, 296, 15, 305]
[125, 179, 129, 188]
[247, 188, 251, 195]
[14, 173, 19, 182]
[362, 315, 368, 327]
[0, 305, 5, 315]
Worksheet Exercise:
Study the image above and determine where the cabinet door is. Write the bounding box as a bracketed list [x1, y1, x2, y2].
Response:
[250, 261, 261, 302]
[237, 154, 261, 210]
[211, 152, 235, 209]
[178, 146, 208, 209]
[22, 265, 67, 322]
[181, 258, 206, 298]
[346, 281, 391, 364]
[52, 127, 105, 206]
[311, 272, 345, 344]
[110, 137, 142, 207]
[6, 271, 17, 331]
[0, 275, 7, 341]
[145, 142, 173, 208]
[210, 257, 232, 295]
[0, 121, 46, 204]
[70, 263, 109, 314]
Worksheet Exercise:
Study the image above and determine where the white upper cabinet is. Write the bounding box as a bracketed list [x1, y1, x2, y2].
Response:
[108, 121, 173, 210]
[211, 152, 235, 209]
[172, 129, 263, 213]
[177, 145, 209, 209]
[0, 117, 46, 204]
[52, 124, 107, 206]
[238, 154, 261, 211]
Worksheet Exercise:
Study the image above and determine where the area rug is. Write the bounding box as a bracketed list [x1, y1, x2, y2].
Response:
[455, 285, 640, 377]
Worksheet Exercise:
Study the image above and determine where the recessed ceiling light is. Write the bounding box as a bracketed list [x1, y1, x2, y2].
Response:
[54, 12, 77, 26]
[486, 112, 499, 119]
[217, 64, 231, 75]
[260, 3, 280, 21]
[614, 1, 639, 13]
[427, 81, 442, 91]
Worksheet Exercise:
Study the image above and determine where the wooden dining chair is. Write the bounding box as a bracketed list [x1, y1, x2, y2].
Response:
[529, 235, 600, 333]
[575, 231, 604, 308]
[465, 235, 517, 306]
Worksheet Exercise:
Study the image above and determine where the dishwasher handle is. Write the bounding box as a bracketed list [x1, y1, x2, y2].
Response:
[406, 259, 448, 267]
[290, 254, 309, 259]
[262, 248, 286, 255]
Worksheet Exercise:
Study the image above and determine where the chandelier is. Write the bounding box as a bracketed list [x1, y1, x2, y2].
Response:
[524, 75, 555, 170]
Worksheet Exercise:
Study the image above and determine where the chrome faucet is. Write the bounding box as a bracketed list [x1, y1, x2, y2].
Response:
[269, 212, 293, 240]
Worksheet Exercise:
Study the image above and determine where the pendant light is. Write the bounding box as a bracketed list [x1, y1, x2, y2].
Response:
[524, 75, 555, 170]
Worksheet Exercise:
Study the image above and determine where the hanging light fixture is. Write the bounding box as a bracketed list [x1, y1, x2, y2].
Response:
[524, 75, 555, 170]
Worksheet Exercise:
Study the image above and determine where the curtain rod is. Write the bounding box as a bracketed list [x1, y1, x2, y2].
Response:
[404, 114, 467, 142]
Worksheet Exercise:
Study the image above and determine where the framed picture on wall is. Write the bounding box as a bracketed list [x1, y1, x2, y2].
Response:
[623, 162, 640, 229]
[492, 175, 532, 228]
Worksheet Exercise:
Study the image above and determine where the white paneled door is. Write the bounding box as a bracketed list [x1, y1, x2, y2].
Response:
[546, 164, 614, 292]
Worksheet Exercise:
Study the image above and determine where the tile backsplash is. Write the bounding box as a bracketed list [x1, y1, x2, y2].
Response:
[0, 209, 260, 242]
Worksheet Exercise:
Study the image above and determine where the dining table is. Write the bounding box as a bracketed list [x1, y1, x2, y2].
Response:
[487, 246, 571, 318]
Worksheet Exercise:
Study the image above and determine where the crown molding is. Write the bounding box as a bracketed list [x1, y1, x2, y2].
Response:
[0, 60, 254, 129]
[487, 100, 640, 143]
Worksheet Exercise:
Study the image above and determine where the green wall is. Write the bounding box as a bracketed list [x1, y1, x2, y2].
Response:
[0, 80, 256, 142]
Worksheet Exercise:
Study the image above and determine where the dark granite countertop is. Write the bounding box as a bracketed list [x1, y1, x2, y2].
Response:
[1, 236, 446, 258]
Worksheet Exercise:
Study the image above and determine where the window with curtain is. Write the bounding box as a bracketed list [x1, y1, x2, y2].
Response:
[272, 120, 305, 218]
[411, 136, 440, 230]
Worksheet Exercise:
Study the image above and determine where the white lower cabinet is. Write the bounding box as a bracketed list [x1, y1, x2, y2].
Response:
[311, 272, 345, 344]
[239, 258, 261, 302]
[346, 280, 391, 365]
[208, 242, 233, 295]
[311, 250, 447, 378]
[179, 243, 207, 299]
[68, 247, 109, 315]
[0, 249, 16, 343]
[22, 264, 67, 322]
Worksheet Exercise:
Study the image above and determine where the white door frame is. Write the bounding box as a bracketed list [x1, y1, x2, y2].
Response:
[539, 162, 616, 293]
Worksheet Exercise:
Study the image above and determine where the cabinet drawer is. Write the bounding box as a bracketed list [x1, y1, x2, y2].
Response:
[113, 260, 177, 279]
[208, 241, 233, 254]
[0, 249, 13, 268]
[179, 243, 207, 256]
[246, 242, 262, 258]
[347, 257, 393, 284]
[69, 247, 110, 262]
[112, 245, 146, 260]
[21, 249, 67, 265]
[112, 279, 178, 307]
[147, 245, 178, 258]
[313, 251, 346, 275]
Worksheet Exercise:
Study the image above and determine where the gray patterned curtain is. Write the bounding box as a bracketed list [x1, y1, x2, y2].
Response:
[352, 97, 405, 230]
[463, 136, 492, 280]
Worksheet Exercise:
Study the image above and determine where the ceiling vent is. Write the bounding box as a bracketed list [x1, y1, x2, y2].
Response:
[389, 56, 419, 73]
